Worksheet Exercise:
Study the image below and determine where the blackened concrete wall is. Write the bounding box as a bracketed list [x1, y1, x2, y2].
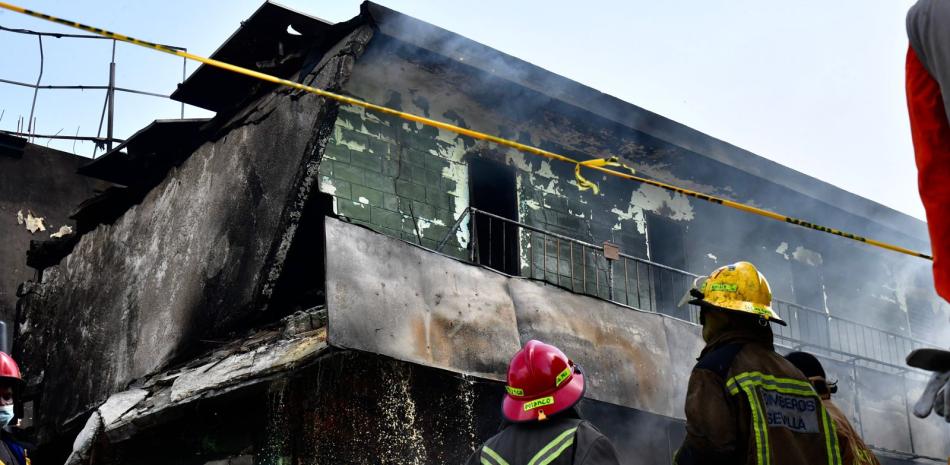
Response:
[0, 144, 100, 327]
[316, 31, 945, 345]
[13, 26, 375, 443]
[97, 350, 934, 465]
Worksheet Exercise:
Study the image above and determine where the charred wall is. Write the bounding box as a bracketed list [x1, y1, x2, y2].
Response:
[12, 25, 375, 444]
[93, 349, 938, 465]
[0, 142, 101, 328]
[316, 31, 945, 345]
[325, 215, 950, 461]
[99, 350, 686, 465]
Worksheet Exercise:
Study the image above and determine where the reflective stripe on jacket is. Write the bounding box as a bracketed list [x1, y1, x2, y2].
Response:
[465, 417, 621, 465]
[821, 398, 880, 465]
[675, 329, 842, 465]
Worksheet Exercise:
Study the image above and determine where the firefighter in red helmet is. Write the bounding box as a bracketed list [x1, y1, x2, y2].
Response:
[0, 352, 28, 465]
[465, 340, 621, 465]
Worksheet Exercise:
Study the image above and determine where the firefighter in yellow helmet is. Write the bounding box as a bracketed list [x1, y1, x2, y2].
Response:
[674, 262, 843, 465]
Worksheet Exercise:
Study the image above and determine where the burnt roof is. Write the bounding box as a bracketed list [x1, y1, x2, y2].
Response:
[359, 1, 928, 241]
[78, 118, 209, 186]
[170, 1, 334, 112]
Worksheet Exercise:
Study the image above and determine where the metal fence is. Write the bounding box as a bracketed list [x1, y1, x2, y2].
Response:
[438, 207, 935, 367]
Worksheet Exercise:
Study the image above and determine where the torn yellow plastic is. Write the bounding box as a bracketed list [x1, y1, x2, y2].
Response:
[574, 157, 636, 195]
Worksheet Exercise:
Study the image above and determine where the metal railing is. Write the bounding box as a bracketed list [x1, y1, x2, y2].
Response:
[436, 207, 945, 461]
[438, 207, 936, 367]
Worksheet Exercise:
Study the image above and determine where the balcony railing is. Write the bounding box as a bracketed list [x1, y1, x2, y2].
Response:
[437, 207, 936, 367]
[434, 207, 944, 460]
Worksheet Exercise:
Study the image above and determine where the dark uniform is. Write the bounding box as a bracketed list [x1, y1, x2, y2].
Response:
[0, 432, 29, 465]
[675, 329, 842, 465]
[466, 415, 620, 465]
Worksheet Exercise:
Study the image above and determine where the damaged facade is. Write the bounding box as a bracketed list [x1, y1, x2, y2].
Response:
[10, 2, 949, 464]
[0, 134, 102, 346]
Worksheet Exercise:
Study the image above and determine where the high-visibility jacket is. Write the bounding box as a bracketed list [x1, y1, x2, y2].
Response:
[674, 329, 842, 465]
[464, 416, 621, 465]
[821, 397, 880, 465]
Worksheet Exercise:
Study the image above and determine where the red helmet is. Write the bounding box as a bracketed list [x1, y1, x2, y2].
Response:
[0, 353, 21, 382]
[502, 340, 585, 422]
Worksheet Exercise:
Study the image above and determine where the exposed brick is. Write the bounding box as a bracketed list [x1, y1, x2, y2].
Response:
[396, 179, 427, 202]
[361, 118, 394, 141]
[409, 201, 436, 220]
[351, 185, 385, 206]
[318, 159, 334, 177]
[350, 150, 383, 172]
[323, 143, 351, 163]
[381, 193, 400, 211]
[424, 168, 445, 189]
[337, 200, 371, 222]
[425, 189, 454, 212]
[371, 207, 407, 232]
[425, 155, 451, 173]
[421, 223, 450, 242]
[321, 176, 352, 200]
[366, 137, 391, 157]
[382, 158, 401, 177]
[364, 171, 396, 193]
[338, 127, 369, 150]
[404, 148, 431, 168]
[334, 162, 364, 185]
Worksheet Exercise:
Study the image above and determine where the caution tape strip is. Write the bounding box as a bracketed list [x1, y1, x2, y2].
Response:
[0, 2, 932, 261]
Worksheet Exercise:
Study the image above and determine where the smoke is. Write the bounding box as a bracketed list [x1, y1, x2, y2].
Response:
[333, 4, 950, 459]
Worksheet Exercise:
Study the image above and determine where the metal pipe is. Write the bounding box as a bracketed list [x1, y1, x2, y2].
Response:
[107, 40, 115, 151]
[569, 242, 575, 292]
[0, 78, 168, 98]
[0, 129, 116, 143]
[435, 207, 469, 252]
[26, 35, 42, 134]
[0, 24, 184, 49]
[181, 56, 186, 118]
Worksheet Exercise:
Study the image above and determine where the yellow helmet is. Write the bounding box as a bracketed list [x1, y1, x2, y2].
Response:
[684, 261, 787, 326]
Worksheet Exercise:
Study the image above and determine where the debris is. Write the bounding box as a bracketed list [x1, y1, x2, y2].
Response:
[50, 225, 74, 238]
[16, 209, 47, 233]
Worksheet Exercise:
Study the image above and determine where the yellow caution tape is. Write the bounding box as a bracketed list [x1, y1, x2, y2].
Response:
[0, 2, 932, 261]
[574, 156, 635, 195]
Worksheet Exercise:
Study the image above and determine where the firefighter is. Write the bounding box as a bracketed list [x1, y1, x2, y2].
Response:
[674, 261, 842, 465]
[784, 351, 880, 465]
[465, 340, 621, 465]
[0, 352, 28, 465]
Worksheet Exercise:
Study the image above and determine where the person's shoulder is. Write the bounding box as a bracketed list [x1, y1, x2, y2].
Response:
[694, 343, 745, 379]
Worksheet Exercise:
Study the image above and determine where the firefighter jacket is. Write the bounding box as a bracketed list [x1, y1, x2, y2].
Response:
[821, 396, 880, 465]
[465, 416, 621, 465]
[674, 329, 842, 465]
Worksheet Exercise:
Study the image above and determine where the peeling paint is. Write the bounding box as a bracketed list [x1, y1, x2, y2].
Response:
[319, 176, 338, 196]
[16, 209, 47, 233]
[630, 185, 694, 221]
[791, 246, 823, 267]
[775, 242, 790, 259]
[50, 225, 73, 238]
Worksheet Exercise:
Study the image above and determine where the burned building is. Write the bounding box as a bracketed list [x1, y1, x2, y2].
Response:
[0, 133, 102, 343]
[11, 2, 950, 464]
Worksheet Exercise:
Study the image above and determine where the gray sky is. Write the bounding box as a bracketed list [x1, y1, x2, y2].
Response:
[0, 0, 924, 219]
